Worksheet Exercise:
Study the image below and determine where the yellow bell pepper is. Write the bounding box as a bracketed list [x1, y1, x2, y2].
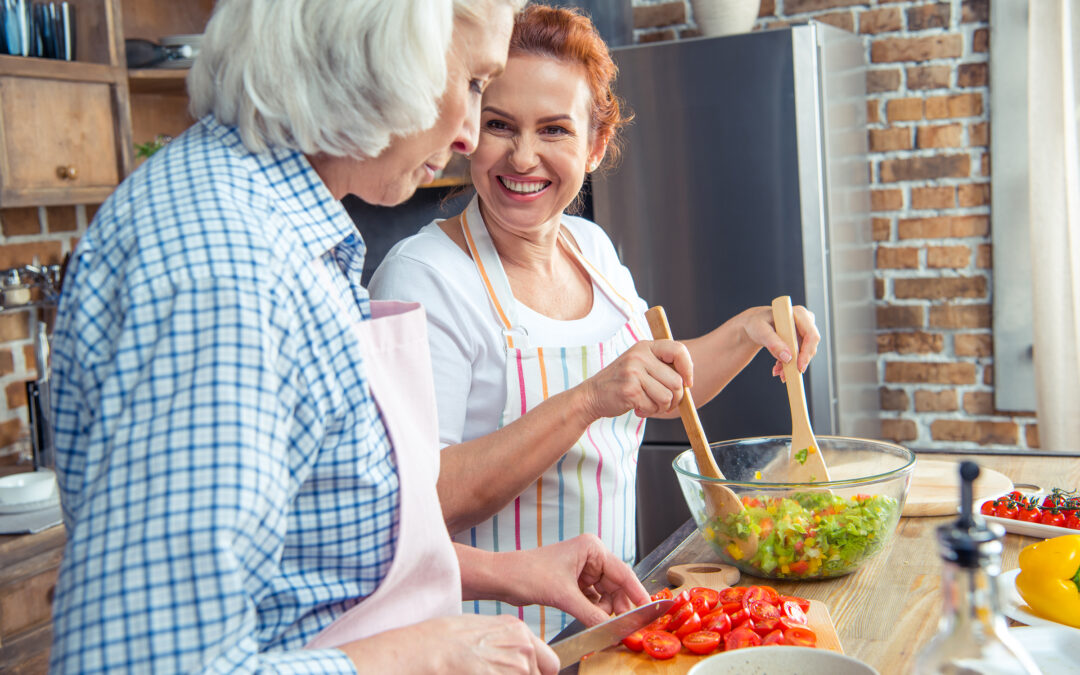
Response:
[1016, 534, 1080, 628]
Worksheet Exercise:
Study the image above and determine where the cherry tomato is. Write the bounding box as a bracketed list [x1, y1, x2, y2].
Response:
[669, 590, 691, 612]
[674, 612, 703, 640]
[720, 601, 743, 615]
[701, 609, 732, 636]
[1066, 513, 1080, 530]
[724, 627, 762, 651]
[742, 585, 780, 610]
[789, 560, 811, 576]
[747, 600, 780, 624]
[682, 630, 722, 655]
[690, 595, 713, 616]
[718, 586, 747, 604]
[783, 625, 818, 648]
[761, 628, 785, 646]
[642, 630, 681, 660]
[729, 608, 751, 628]
[753, 616, 780, 636]
[1018, 507, 1041, 523]
[1040, 510, 1066, 528]
[779, 595, 812, 613]
[689, 587, 720, 614]
[781, 600, 808, 625]
[980, 501, 997, 516]
[1007, 490, 1024, 501]
[995, 502, 1019, 519]
[621, 629, 645, 652]
[1041, 495, 1058, 509]
[643, 614, 673, 633]
[667, 602, 695, 632]
[650, 587, 673, 602]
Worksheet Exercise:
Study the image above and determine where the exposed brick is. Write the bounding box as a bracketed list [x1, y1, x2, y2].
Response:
[882, 418, 918, 442]
[1025, 423, 1039, 448]
[955, 333, 992, 357]
[5, 380, 26, 410]
[880, 387, 909, 410]
[917, 123, 964, 148]
[958, 182, 990, 207]
[885, 361, 976, 385]
[875, 277, 885, 299]
[22, 342, 36, 373]
[885, 97, 923, 122]
[980, 152, 990, 176]
[927, 245, 971, 268]
[898, 215, 988, 239]
[976, 243, 991, 268]
[877, 304, 925, 329]
[907, 3, 950, 31]
[911, 186, 955, 209]
[678, 27, 703, 38]
[906, 65, 951, 90]
[931, 420, 1017, 445]
[0, 417, 22, 447]
[0, 348, 12, 375]
[880, 155, 970, 182]
[759, 0, 776, 18]
[0, 312, 30, 341]
[895, 276, 987, 300]
[0, 208, 40, 237]
[929, 303, 991, 329]
[860, 7, 902, 34]
[817, 10, 855, 32]
[871, 35, 963, 63]
[872, 217, 892, 241]
[962, 0, 989, 23]
[785, 0, 863, 12]
[0, 241, 63, 269]
[915, 389, 957, 412]
[876, 246, 919, 268]
[638, 29, 677, 43]
[963, 391, 995, 415]
[969, 121, 988, 147]
[957, 62, 988, 87]
[984, 364, 993, 385]
[887, 331, 945, 354]
[926, 93, 983, 119]
[46, 205, 77, 233]
[633, 2, 686, 29]
[867, 100, 881, 124]
[872, 189, 903, 212]
[870, 127, 912, 152]
[867, 68, 902, 93]
[973, 28, 988, 52]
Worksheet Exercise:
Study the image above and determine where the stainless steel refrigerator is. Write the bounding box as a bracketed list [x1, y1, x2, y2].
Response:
[590, 23, 879, 558]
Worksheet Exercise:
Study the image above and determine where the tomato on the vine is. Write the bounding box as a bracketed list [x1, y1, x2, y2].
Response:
[1017, 507, 1041, 523]
[1040, 510, 1066, 528]
[980, 501, 997, 516]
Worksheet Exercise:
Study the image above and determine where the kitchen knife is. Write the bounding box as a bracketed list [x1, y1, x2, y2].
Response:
[550, 598, 673, 670]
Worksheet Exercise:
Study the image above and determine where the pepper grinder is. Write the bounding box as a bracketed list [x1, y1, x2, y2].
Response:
[912, 461, 1041, 674]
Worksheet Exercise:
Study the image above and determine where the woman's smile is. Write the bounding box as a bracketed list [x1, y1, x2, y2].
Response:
[497, 175, 552, 200]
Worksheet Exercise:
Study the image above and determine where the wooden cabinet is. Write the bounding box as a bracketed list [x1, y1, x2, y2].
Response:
[0, 0, 132, 207]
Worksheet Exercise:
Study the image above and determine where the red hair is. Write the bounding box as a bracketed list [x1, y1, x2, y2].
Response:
[508, 4, 631, 170]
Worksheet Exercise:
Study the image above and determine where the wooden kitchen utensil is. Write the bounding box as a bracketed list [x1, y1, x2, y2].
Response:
[771, 296, 832, 484]
[645, 306, 758, 556]
[579, 561, 844, 673]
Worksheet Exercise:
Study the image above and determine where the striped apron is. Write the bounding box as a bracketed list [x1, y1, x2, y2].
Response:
[456, 197, 647, 639]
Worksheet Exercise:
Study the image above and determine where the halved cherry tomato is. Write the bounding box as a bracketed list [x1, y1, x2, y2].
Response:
[742, 585, 780, 610]
[720, 601, 742, 615]
[781, 600, 808, 625]
[761, 628, 785, 646]
[667, 602, 695, 632]
[621, 629, 645, 652]
[747, 600, 780, 625]
[718, 586, 747, 604]
[643, 614, 673, 633]
[673, 612, 703, 639]
[753, 616, 780, 636]
[783, 625, 818, 648]
[701, 609, 732, 636]
[682, 630, 722, 655]
[689, 587, 720, 614]
[728, 608, 751, 628]
[650, 587, 673, 602]
[670, 590, 692, 612]
[690, 595, 713, 616]
[724, 627, 762, 651]
[642, 630, 682, 660]
[779, 595, 811, 613]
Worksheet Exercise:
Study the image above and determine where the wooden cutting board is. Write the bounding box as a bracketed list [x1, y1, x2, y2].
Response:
[579, 562, 843, 674]
[902, 459, 1013, 516]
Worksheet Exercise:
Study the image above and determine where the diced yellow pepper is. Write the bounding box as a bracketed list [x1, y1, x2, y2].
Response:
[726, 542, 745, 561]
[781, 564, 790, 574]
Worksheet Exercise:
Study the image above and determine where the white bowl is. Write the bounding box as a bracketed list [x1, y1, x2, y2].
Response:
[0, 469, 57, 506]
[688, 646, 879, 675]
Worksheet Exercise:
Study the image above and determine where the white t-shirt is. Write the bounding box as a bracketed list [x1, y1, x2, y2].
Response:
[368, 214, 649, 448]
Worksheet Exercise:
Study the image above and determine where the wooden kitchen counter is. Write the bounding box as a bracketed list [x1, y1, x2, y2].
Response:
[617, 453, 1080, 673]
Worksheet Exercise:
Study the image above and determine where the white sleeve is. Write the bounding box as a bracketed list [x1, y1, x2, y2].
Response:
[369, 252, 473, 448]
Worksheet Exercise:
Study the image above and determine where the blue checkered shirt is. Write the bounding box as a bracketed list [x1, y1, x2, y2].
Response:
[49, 116, 399, 673]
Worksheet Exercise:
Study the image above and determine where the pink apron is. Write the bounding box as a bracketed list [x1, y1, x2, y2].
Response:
[305, 300, 461, 648]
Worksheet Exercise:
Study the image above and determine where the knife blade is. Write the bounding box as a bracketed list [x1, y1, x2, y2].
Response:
[550, 598, 673, 670]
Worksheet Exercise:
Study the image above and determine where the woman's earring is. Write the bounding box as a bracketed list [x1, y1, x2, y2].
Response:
[587, 161, 598, 172]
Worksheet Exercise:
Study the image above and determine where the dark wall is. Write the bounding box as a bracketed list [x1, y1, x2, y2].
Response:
[549, 0, 633, 47]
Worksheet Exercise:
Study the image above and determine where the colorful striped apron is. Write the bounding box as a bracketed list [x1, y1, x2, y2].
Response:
[456, 197, 647, 639]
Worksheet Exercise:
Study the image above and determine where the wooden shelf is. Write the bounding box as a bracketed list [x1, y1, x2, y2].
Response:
[127, 68, 189, 94]
[0, 54, 122, 84]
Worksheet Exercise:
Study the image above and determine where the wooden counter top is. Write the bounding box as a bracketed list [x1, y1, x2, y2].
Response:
[610, 453, 1080, 673]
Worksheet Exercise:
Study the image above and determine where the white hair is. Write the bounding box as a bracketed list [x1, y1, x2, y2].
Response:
[189, 0, 525, 159]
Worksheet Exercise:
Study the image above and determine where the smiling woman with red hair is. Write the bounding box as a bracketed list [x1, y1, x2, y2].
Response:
[371, 4, 822, 639]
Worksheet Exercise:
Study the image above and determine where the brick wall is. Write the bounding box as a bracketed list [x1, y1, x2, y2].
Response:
[633, 0, 1036, 452]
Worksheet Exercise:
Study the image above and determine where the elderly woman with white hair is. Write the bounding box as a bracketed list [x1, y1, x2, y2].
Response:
[46, 1, 648, 673]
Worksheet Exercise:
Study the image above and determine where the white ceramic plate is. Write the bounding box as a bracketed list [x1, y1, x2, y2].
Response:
[687, 645, 878, 675]
[1000, 568, 1080, 633]
[0, 492, 59, 514]
[976, 490, 1079, 538]
[1009, 626, 1080, 671]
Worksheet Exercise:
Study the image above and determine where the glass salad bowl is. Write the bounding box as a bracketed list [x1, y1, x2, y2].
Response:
[673, 436, 914, 580]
